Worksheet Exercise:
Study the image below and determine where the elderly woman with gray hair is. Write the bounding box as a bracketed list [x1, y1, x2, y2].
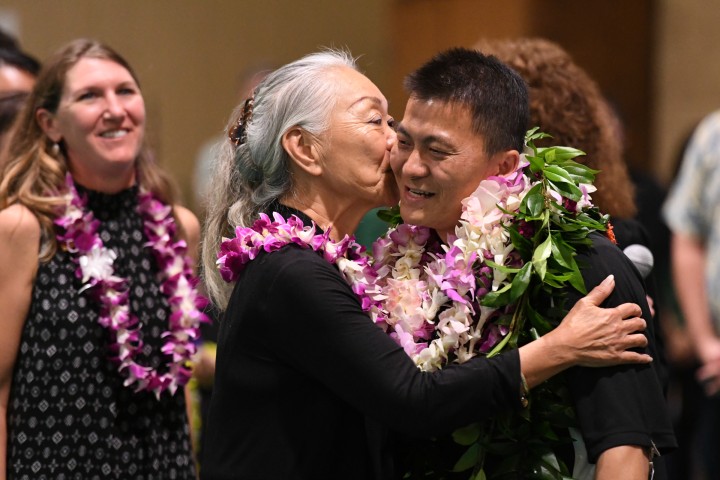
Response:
[200, 49, 651, 480]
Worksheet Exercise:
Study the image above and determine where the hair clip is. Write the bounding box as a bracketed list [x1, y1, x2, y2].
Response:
[228, 96, 255, 146]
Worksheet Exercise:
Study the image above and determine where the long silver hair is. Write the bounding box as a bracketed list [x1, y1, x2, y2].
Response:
[202, 48, 357, 307]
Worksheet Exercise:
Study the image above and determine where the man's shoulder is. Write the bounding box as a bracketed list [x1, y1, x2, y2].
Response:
[578, 231, 622, 259]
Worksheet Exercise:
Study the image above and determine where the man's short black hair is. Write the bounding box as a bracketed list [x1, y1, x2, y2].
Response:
[404, 47, 528, 155]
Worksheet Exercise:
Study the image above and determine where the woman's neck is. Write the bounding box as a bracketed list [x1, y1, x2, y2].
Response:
[280, 193, 367, 241]
[68, 165, 136, 194]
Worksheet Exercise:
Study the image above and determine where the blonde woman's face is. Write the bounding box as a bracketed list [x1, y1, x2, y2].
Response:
[41, 57, 145, 189]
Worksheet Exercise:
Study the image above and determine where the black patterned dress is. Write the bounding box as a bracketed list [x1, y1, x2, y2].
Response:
[6, 185, 196, 480]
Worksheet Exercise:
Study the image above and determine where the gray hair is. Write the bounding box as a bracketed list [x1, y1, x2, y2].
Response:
[202, 48, 358, 307]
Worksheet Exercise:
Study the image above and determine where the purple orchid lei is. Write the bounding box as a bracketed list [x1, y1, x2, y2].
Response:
[217, 211, 371, 287]
[54, 174, 209, 398]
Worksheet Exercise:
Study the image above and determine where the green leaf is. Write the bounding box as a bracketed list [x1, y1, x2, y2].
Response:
[527, 154, 545, 173]
[473, 469, 487, 480]
[550, 236, 575, 269]
[376, 206, 402, 226]
[452, 443, 480, 472]
[507, 227, 532, 258]
[526, 304, 554, 333]
[562, 164, 596, 184]
[548, 180, 582, 202]
[526, 193, 545, 218]
[543, 148, 556, 163]
[452, 423, 481, 446]
[543, 165, 575, 184]
[519, 183, 544, 216]
[510, 262, 532, 303]
[537, 146, 585, 162]
[481, 283, 513, 308]
[485, 260, 520, 275]
[567, 258, 587, 294]
[532, 234, 552, 280]
[525, 126, 550, 143]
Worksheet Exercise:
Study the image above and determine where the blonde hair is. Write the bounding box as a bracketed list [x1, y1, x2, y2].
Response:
[0, 38, 178, 260]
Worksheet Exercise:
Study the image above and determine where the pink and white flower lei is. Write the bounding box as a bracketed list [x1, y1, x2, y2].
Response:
[348, 158, 596, 372]
[54, 174, 209, 398]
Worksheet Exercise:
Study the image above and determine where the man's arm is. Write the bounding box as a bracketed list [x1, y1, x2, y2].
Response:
[596, 446, 650, 479]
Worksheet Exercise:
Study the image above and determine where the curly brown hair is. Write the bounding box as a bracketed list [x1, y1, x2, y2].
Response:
[476, 37, 636, 218]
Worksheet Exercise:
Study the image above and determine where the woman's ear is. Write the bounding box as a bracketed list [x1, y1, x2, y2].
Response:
[495, 149, 520, 176]
[281, 126, 322, 177]
[36, 109, 63, 143]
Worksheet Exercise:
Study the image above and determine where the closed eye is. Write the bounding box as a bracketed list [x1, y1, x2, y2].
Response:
[429, 147, 450, 156]
[397, 137, 412, 149]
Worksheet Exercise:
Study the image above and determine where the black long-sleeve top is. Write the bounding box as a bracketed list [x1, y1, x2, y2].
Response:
[201, 206, 522, 480]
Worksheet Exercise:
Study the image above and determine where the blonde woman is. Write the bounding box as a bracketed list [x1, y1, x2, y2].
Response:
[0, 39, 203, 479]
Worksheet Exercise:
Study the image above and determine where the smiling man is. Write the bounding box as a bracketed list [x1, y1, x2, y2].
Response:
[390, 47, 676, 479]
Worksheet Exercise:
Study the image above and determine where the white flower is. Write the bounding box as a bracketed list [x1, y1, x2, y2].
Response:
[79, 246, 117, 284]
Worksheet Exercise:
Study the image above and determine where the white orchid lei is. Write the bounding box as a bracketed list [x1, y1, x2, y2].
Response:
[54, 174, 210, 398]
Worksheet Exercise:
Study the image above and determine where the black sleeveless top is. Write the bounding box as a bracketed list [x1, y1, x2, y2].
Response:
[6, 185, 195, 480]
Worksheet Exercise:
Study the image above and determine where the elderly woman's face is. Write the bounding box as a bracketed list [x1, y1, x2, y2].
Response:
[40, 57, 145, 189]
[317, 67, 398, 209]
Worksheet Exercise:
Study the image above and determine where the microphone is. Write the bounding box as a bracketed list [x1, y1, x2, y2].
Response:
[623, 244, 654, 279]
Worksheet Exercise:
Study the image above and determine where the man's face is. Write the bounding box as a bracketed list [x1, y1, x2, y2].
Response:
[391, 97, 517, 240]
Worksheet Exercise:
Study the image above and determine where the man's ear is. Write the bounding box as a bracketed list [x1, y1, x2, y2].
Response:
[496, 149, 520, 176]
[281, 126, 322, 177]
[36, 108, 63, 143]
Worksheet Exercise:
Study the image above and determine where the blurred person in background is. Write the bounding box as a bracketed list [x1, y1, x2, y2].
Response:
[0, 33, 40, 159]
[663, 110, 720, 480]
